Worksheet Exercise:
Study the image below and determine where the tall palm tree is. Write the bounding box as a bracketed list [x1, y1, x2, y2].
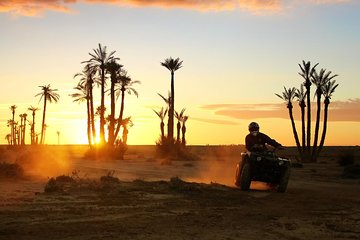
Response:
[298, 61, 318, 160]
[181, 116, 189, 146]
[19, 114, 24, 145]
[276, 87, 302, 156]
[22, 113, 28, 145]
[105, 60, 123, 145]
[121, 117, 133, 145]
[114, 72, 140, 142]
[310, 68, 337, 161]
[153, 107, 168, 140]
[35, 84, 60, 145]
[175, 108, 186, 143]
[83, 44, 118, 145]
[6, 119, 13, 145]
[28, 106, 40, 145]
[316, 80, 339, 159]
[295, 84, 307, 159]
[70, 84, 92, 146]
[74, 64, 98, 146]
[161, 57, 183, 141]
[10, 105, 17, 145]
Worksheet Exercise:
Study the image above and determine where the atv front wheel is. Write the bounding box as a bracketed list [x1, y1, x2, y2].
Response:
[240, 162, 251, 191]
[277, 165, 291, 193]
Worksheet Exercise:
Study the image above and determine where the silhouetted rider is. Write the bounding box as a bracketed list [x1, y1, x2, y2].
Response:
[245, 122, 282, 152]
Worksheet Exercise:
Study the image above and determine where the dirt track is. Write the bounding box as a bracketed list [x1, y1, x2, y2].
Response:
[0, 155, 360, 240]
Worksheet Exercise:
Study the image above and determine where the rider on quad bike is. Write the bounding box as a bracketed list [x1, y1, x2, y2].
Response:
[235, 122, 291, 192]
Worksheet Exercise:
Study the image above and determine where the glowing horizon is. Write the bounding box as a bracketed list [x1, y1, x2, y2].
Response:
[0, 0, 359, 146]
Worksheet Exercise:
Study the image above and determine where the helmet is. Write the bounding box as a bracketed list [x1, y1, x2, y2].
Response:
[248, 122, 259, 132]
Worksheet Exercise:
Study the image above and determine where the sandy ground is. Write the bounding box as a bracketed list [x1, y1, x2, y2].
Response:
[0, 147, 360, 240]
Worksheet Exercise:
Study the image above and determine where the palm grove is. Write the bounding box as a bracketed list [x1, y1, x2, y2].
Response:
[6, 85, 59, 146]
[276, 61, 339, 162]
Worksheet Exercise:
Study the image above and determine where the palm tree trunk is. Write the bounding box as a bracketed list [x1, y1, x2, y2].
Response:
[168, 71, 175, 140]
[99, 66, 106, 144]
[12, 112, 15, 146]
[89, 86, 96, 146]
[40, 99, 47, 145]
[108, 80, 116, 145]
[23, 117, 27, 145]
[289, 106, 302, 157]
[311, 93, 322, 162]
[306, 83, 311, 161]
[86, 97, 92, 146]
[176, 122, 181, 143]
[316, 101, 329, 160]
[160, 122, 165, 140]
[32, 112, 36, 145]
[114, 89, 125, 140]
[300, 103, 306, 160]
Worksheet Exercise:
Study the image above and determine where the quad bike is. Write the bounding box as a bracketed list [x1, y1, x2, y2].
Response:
[235, 149, 291, 193]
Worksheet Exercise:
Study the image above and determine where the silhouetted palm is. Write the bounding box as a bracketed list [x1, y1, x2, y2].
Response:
[74, 64, 98, 146]
[5, 134, 11, 145]
[114, 71, 140, 141]
[276, 87, 301, 155]
[121, 117, 133, 145]
[175, 108, 185, 143]
[295, 84, 306, 159]
[310, 68, 337, 160]
[181, 116, 189, 146]
[317, 80, 339, 158]
[35, 84, 60, 145]
[153, 107, 168, 140]
[10, 105, 17, 145]
[161, 57, 183, 141]
[105, 60, 123, 145]
[299, 61, 318, 159]
[20, 113, 27, 145]
[28, 106, 40, 145]
[70, 84, 92, 145]
[83, 43, 118, 144]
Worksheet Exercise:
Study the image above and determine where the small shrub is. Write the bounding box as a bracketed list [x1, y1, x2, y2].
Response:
[0, 162, 24, 179]
[338, 152, 355, 166]
[342, 164, 360, 179]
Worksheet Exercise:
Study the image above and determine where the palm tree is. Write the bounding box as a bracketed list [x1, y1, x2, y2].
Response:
[35, 84, 60, 145]
[298, 61, 318, 160]
[153, 107, 168, 140]
[74, 64, 98, 146]
[70, 84, 92, 145]
[181, 116, 189, 146]
[316, 80, 339, 159]
[28, 106, 40, 145]
[295, 84, 307, 159]
[5, 134, 11, 145]
[114, 71, 140, 142]
[10, 105, 17, 145]
[121, 117, 133, 145]
[22, 113, 28, 145]
[19, 114, 24, 145]
[105, 60, 123, 145]
[276, 87, 302, 156]
[6, 119, 13, 144]
[175, 108, 186, 143]
[310, 69, 337, 161]
[161, 57, 183, 141]
[83, 44, 118, 145]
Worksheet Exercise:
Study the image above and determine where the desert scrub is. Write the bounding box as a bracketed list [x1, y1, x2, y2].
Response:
[337, 151, 355, 166]
[0, 162, 24, 179]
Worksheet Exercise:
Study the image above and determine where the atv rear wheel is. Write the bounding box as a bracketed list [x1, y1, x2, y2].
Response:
[278, 165, 290, 193]
[240, 162, 251, 191]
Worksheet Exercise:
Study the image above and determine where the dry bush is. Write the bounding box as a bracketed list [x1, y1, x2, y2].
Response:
[0, 162, 24, 179]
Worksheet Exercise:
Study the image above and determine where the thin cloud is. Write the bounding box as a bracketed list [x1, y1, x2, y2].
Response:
[0, 0, 352, 16]
[191, 117, 239, 125]
[201, 99, 360, 122]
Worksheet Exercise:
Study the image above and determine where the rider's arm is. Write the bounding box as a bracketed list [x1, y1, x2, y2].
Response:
[262, 133, 282, 149]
